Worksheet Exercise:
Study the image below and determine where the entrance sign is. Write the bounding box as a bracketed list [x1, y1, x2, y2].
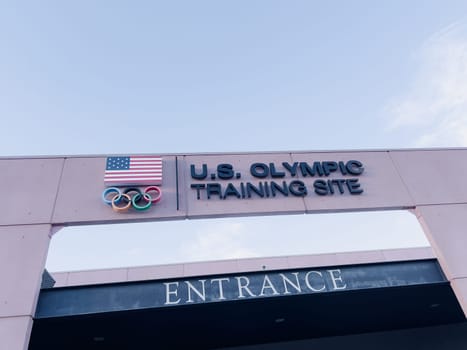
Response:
[35, 260, 444, 318]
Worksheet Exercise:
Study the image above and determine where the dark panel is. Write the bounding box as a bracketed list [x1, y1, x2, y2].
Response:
[223, 323, 467, 350]
[40, 269, 56, 289]
[29, 283, 465, 350]
[35, 260, 446, 318]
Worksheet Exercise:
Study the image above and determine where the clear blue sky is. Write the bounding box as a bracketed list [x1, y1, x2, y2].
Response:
[2, 2, 467, 271]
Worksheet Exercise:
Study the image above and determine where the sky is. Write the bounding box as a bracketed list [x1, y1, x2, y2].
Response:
[2, 1, 467, 272]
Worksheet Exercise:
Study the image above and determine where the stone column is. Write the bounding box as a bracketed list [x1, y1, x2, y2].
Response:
[416, 204, 467, 317]
[0, 225, 52, 350]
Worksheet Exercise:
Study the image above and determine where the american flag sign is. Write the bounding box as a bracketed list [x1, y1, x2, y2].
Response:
[104, 156, 163, 186]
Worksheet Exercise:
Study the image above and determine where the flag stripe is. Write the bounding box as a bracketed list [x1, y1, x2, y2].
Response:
[106, 177, 162, 182]
[105, 176, 162, 179]
[130, 158, 161, 163]
[129, 156, 162, 160]
[107, 166, 162, 170]
[129, 165, 163, 169]
[130, 162, 162, 165]
[105, 174, 162, 178]
[105, 169, 162, 174]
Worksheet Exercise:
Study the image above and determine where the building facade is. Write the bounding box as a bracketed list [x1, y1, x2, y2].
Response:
[1, 148, 467, 348]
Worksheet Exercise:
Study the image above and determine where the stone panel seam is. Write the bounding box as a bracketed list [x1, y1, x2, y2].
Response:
[49, 158, 66, 224]
[452, 276, 467, 283]
[177, 155, 188, 219]
[414, 202, 467, 209]
[413, 207, 449, 277]
[0, 315, 33, 320]
[183, 155, 193, 218]
[0, 222, 49, 227]
[387, 151, 417, 207]
[288, 152, 319, 214]
[290, 152, 309, 214]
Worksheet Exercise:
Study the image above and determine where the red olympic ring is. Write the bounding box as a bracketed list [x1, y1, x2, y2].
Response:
[144, 186, 162, 204]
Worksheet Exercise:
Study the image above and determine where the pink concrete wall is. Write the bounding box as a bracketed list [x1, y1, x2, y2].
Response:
[2, 149, 465, 226]
[0, 225, 51, 350]
[0, 159, 63, 226]
[2, 148, 467, 349]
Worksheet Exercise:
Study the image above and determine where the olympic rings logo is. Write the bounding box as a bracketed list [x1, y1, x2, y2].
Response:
[101, 186, 162, 212]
